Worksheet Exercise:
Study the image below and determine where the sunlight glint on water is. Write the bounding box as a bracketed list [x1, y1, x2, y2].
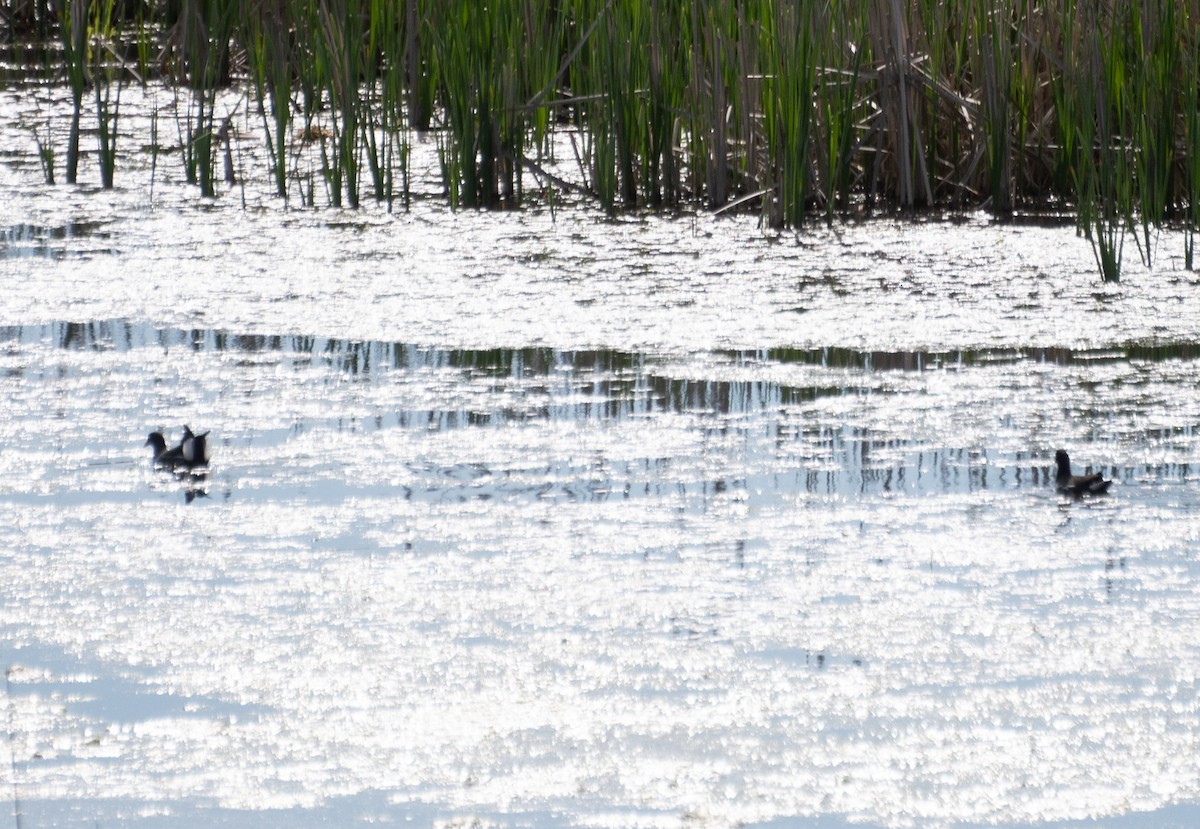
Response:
[2, 85, 1200, 829]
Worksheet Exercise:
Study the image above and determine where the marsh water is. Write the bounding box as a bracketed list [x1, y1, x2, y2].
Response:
[3, 84, 1200, 829]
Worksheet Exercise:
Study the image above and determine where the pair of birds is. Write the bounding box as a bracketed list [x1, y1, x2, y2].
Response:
[143, 432, 1107, 494]
[1054, 449, 1113, 496]
[145, 426, 210, 470]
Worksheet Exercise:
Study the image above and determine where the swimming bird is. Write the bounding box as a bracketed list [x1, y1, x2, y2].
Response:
[145, 428, 210, 470]
[1054, 449, 1112, 495]
[145, 431, 186, 467]
[181, 426, 210, 466]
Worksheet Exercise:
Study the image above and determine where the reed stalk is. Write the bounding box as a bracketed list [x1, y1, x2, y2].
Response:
[404, 0, 432, 132]
[90, 0, 124, 189]
[1009, 0, 1046, 205]
[688, 2, 726, 207]
[313, 0, 363, 208]
[1184, 5, 1200, 269]
[568, 0, 646, 212]
[1080, 1, 1128, 282]
[975, 0, 1014, 215]
[363, 0, 401, 205]
[644, 0, 681, 207]
[58, 0, 87, 185]
[1127, 0, 1176, 269]
[1047, 0, 1079, 203]
[245, 0, 294, 201]
[429, 0, 564, 209]
[605, 2, 645, 208]
[814, 5, 867, 220]
[12, 0, 1198, 275]
[759, 0, 820, 227]
[172, 0, 236, 197]
[28, 114, 55, 185]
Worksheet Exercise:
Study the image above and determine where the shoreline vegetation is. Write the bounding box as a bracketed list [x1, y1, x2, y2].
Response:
[3, 0, 1199, 281]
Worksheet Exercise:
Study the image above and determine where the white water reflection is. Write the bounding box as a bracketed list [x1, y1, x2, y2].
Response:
[3, 89, 1200, 829]
[3, 321, 1200, 829]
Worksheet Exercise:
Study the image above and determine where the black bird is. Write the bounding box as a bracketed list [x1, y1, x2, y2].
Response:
[181, 426, 210, 466]
[145, 429, 210, 470]
[1054, 449, 1112, 495]
[145, 431, 185, 466]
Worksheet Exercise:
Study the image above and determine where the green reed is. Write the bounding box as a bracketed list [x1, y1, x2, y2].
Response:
[605, 0, 648, 209]
[90, 0, 125, 189]
[758, 0, 819, 227]
[1081, 0, 1130, 282]
[1184, 8, 1200, 269]
[23, 0, 1200, 281]
[171, 0, 238, 197]
[429, 0, 565, 208]
[643, 0, 687, 207]
[428, 0, 501, 207]
[686, 1, 735, 208]
[403, 0, 432, 133]
[33, 121, 55, 185]
[312, 0, 364, 208]
[363, 0, 404, 207]
[245, 0, 295, 201]
[973, 0, 1014, 215]
[567, 0, 636, 212]
[814, 5, 866, 221]
[1046, 0, 1080, 203]
[1126, 0, 1177, 270]
[57, 0, 87, 185]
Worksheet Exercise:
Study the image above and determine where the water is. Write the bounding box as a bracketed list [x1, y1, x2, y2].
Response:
[3, 84, 1200, 829]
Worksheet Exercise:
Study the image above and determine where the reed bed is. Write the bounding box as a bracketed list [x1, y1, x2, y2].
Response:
[9, 0, 1200, 280]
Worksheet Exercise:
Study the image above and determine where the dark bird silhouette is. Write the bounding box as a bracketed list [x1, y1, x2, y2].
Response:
[145, 431, 185, 466]
[1055, 449, 1112, 495]
[145, 428, 210, 471]
[181, 425, 210, 466]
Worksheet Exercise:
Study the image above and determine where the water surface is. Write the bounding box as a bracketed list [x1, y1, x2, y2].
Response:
[2, 84, 1200, 829]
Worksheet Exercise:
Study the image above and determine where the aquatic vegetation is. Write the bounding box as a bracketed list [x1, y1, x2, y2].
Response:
[56, 0, 87, 185]
[6, 0, 1200, 279]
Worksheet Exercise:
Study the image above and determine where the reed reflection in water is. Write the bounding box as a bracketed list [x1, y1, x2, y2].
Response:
[2, 320, 1197, 509]
[3, 320, 1194, 499]
[2, 317, 1200, 829]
